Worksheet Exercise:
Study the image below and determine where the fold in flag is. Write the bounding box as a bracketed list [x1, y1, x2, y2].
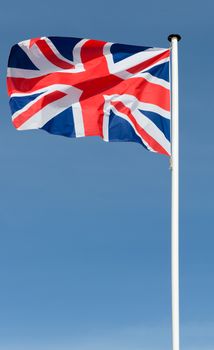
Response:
[7, 36, 171, 155]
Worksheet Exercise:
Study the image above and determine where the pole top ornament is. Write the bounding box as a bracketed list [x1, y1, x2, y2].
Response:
[168, 34, 182, 42]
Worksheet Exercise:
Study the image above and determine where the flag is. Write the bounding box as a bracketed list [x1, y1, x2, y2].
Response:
[7, 36, 171, 155]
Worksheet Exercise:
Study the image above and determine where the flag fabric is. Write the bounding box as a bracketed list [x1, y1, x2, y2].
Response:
[7, 37, 171, 155]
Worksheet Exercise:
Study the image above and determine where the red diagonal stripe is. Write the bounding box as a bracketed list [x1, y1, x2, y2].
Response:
[29, 38, 40, 48]
[36, 40, 74, 69]
[127, 50, 170, 74]
[111, 101, 169, 156]
[13, 90, 66, 129]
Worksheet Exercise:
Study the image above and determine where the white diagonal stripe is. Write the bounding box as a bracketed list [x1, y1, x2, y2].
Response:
[104, 42, 169, 74]
[104, 94, 170, 119]
[19, 40, 61, 72]
[18, 38, 86, 74]
[41, 37, 85, 73]
[109, 104, 153, 152]
[42, 37, 75, 65]
[132, 108, 170, 154]
[129, 71, 170, 90]
[15, 85, 82, 130]
[103, 94, 170, 154]
[11, 84, 82, 119]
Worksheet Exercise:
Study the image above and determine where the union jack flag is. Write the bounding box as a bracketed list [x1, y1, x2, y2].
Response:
[7, 36, 171, 155]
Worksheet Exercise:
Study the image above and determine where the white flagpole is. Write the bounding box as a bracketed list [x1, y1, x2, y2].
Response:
[168, 33, 181, 350]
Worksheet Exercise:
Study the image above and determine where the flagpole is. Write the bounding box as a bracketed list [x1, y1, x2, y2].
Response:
[168, 33, 181, 350]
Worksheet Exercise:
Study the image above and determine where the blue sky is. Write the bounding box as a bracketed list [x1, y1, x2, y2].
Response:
[0, 0, 214, 349]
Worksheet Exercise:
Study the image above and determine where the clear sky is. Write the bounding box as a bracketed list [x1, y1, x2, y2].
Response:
[0, 1, 213, 349]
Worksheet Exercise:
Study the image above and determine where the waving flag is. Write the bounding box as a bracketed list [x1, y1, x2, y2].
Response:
[7, 36, 171, 155]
